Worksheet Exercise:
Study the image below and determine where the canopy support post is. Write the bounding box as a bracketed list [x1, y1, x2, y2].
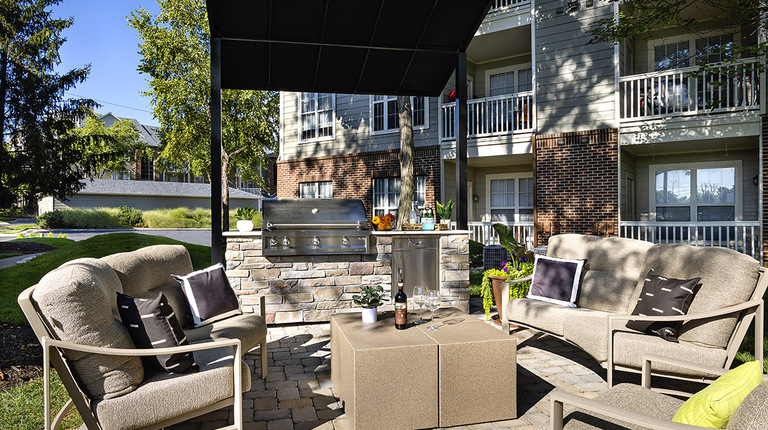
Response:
[455, 50, 469, 231]
[211, 36, 223, 264]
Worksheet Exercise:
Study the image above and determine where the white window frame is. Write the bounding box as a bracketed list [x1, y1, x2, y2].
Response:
[484, 63, 533, 97]
[299, 181, 333, 199]
[648, 161, 742, 222]
[298, 93, 336, 143]
[369, 95, 430, 136]
[372, 176, 427, 217]
[646, 30, 740, 71]
[485, 173, 534, 223]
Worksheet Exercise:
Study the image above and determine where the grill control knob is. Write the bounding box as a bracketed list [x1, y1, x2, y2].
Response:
[269, 237, 278, 247]
[341, 237, 349, 246]
[282, 237, 291, 246]
[312, 236, 320, 246]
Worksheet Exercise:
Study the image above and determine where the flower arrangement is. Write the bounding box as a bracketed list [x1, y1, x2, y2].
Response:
[480, 255, 534, 319]
[371, 213, 395, 230]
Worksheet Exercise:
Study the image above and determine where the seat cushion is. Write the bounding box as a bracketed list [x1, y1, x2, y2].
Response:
[563, 383, 684, 430]
[578, 270, 640, 314]
[633, 243, 760, 349]
[506, 298, 604, 337]
[33, 259, 144, 400]
[185, 312, 268, 354]
[93, 346, 251, 430]
[727, 380, 768, 430]
[102, 245, 195, 328]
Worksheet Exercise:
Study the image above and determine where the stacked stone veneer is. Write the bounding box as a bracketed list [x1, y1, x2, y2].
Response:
[225, 232, 470, 324]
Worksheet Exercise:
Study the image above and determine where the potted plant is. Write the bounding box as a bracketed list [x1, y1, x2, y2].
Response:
[352, 285, 387, 323]
[234, 205, 256, 232]
[435, 199, 454, 228]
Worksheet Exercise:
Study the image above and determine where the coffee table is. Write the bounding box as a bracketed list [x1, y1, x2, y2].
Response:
[330, 308, 517, 429]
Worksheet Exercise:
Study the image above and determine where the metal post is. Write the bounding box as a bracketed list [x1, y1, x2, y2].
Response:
[455, 51, 469, 230]
[211, 36, 223, 264]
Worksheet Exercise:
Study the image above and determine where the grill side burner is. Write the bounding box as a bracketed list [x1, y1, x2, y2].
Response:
[262, 199, 370, 256]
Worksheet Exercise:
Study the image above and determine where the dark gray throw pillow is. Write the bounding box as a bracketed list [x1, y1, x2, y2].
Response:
[626, 269, 700, 342]
[117, 292, 198, 373]
[172, 263, 241, 327]
[526, 255, 586, 307]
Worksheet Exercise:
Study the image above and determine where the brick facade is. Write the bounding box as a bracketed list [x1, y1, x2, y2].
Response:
[535, 129, 619, 245]
[276, 146, 441, 218]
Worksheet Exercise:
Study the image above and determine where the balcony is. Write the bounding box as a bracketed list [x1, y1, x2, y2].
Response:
[441, 92, 533, 141]
[619, 221, 761, 260]
[619, 58, 760, 122]
[488, 0, 530, 13]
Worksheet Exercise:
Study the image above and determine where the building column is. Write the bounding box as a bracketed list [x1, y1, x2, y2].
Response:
[210, 36, 223, 264]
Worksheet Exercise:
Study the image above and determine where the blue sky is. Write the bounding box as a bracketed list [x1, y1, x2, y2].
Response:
[53, 0, 161, 126]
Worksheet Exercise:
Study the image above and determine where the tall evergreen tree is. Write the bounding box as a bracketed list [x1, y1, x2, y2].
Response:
[0, 0, 100, 209]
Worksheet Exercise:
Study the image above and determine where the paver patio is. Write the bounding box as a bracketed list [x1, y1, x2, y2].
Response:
[167, 300, 656, 430]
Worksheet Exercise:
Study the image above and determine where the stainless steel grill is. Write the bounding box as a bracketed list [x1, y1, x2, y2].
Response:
[262, 198, 370, 256]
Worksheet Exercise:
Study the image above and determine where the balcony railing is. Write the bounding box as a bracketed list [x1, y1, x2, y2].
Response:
[619, 58, 760, 121]
[441, 92, 533, 141]
[489, 0, 530, 13]
[619, 221, 761, 261]
[456, 221, 535, 249]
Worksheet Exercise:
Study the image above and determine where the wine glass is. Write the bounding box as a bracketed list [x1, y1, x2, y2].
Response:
[425, 289, 441, 331]
[412, 285, 427, 324]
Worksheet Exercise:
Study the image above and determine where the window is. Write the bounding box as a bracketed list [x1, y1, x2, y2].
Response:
[372, 176, 426, 218]
[300, 93, 335, 141]
[486, 174, 534, 222]
[300, 181, 333, 199]
[140, 155, 154, 180]
[486, 65, 533, 96]
[695, 34, 734, 65]
[654, 41, 690, 71]
[651, 162, 740, 222]
[370, 96, 429, 134]
[651, 32, 737, 71]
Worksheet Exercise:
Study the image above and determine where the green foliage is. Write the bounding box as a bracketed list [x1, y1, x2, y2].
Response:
[0, 233, 210, 325]
[0, 370, 83, 430]
[36, 208, 122, 229]
[480, 261, 534, 320]
[492, 223, 528, 267]
[435, 199, 454, 220]
[118, 206, 145, 227]
[468, 270, 483, 297]
[469, 239, 484, 266]
[73, 114, 147, 176]
[235, 205, 257, 221]
[352, 285, 387, 308]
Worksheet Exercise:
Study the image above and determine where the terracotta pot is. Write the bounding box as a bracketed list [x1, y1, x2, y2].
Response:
[489, 275, 518, 329]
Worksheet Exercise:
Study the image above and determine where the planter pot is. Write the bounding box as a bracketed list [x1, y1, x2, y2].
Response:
[440, 219, 452, 229]
[236, 220, 254, 232]
[361, 307, 378, 323]
[489, 275, 518, 328]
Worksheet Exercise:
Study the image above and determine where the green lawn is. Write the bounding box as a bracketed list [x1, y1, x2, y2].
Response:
[0, 371, 80, 430]
[0, 233, 211, 325]
[0, 223, 37, 234]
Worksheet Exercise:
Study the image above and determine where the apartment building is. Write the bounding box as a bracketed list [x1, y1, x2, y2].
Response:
[276, 0, 765, 263]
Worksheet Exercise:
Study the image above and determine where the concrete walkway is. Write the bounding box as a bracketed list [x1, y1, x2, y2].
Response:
[168, 303, 644, 430]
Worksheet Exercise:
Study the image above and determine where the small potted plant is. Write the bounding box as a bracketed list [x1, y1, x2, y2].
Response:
[234, 205, 256, 232]
[352, 285, 387, 323]
[435, 199, 454, 228]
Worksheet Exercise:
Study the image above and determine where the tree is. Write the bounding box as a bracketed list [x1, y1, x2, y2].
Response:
[129, 0, 279, 230]
[74, 114, 147, 177]
[396, 96, 416, 229]
[0, 0, 107, 210]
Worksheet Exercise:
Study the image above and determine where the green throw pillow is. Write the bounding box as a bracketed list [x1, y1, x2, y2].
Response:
[672, 361, 763, 428]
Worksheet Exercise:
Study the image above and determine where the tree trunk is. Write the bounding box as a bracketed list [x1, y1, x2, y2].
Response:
[221, 152, 230, 232]
[397, 96, 415, 230]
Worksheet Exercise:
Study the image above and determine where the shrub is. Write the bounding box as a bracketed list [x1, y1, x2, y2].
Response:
[235, 205, 257, 221]
[37, 208, 122, 229]
[117, 206, 144, 227]
[469, 240, 484, 266]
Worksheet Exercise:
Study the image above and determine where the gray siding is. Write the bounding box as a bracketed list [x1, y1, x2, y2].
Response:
[535, 0, 616, 134]
[53, 195, 260, 212]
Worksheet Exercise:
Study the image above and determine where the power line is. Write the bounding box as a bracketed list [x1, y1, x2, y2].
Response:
[65, 92, 153, 114]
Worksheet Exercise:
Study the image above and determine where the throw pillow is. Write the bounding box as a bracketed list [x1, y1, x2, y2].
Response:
[626, 269, 700, 341]
[117, 292, 198, 373]
[526, 255, 586, 307]
[172, 263, 241, 327]
[673, 360, 763, 428]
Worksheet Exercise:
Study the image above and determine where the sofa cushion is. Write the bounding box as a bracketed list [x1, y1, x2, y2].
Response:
[173, 263, 242, 327]
[562, 383, 684, 430]
[634, 244, 760, 349]
[727, 380, 768, 430]
[117, 292, 198, 373]
[32, 259, 144, 400]
[527, 255, 585, 307]
[103, 245, 195, 328]
[185, 312, 268, 353]
[92, 346, 251, 430]
[626, 269, 700, 341]
[578, 270, 640, 314]
[507, 299, 606, 337]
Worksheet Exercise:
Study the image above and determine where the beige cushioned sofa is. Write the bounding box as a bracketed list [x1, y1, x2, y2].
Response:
[501, 234, 767, 385]
[19, 244, 267, 430]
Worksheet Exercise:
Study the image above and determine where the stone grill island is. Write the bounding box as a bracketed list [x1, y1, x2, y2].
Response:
[224, 230, 470, 324]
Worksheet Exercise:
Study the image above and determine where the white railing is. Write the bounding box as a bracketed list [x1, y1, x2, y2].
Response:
[619, 221, 761, 261]
[619, 58, 760, 121]
[489, 0, 530, 13]
[441, 92, 533, 141]
[459, 221, 536, 249]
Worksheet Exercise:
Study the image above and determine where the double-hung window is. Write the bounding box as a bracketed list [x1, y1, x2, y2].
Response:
[370, 96, 429, 134]
[486, 174, 534, 222]
[300, 93, 335, 141]
[651, 162, 740, 222]
[372, 176, 426, 218]
[300, 181, 333, 199]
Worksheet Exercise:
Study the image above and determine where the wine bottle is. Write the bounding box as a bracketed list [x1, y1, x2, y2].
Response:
[395, 267, 408, 329]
